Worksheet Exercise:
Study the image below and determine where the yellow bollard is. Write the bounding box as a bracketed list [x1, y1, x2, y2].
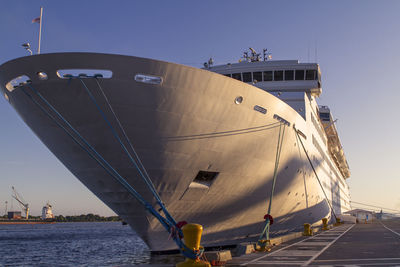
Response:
[303, 223, 312, 236]
[255, 239, 271, 252]
[176, 224, 211, 267]
[334, 218, 341, 226]
[322, 218, 329, 231]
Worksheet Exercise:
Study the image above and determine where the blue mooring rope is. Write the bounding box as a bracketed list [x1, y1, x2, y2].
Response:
[21, 81, 200, 260]
[78, 78, 178, 227]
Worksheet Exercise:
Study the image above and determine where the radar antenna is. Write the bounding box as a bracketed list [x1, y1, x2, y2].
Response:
[240, 48, 270, 62]
[249, 47, 261, 62]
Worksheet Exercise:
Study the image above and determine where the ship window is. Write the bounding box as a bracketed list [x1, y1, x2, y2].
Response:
[274, 70, 283, 81]
[295, 70, 305, 80]
[253, 72, 262, 82]
[284, 70, 294, 80]
[263, 71, 273, 81]
[232, 73, 242, 81]
[224, 74, 231, 78]
[319, 113, 330, 121]
[193, 171, 219, 187]
[306, 70, 317, 80]
[242, 72, 252, 82]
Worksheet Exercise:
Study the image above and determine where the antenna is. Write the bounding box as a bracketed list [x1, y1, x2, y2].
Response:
[263, 48, 272, 61]
[203, 57, 214, 69]
[314, 40, 318, 62]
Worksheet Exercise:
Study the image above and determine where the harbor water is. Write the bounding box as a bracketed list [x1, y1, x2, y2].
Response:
[0, 222, 150, 266]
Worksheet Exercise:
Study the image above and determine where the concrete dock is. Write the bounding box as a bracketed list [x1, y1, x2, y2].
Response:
[227, 219, 400, 266]
[136, 219, 400, 267]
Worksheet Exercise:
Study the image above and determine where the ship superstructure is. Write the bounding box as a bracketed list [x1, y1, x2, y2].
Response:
[41, 202, 54, 220]
[0, 50, 350, 251]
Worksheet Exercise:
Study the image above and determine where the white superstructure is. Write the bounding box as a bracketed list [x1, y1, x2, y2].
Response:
[0, 50, 351, 251]
[41, 202, 54, 220]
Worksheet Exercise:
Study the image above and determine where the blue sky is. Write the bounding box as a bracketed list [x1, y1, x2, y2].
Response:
[1, 1, 400, 216]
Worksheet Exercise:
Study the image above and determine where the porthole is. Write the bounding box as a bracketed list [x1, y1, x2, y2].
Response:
[235, 96, 243, 104]
[37, 72, 48, 80]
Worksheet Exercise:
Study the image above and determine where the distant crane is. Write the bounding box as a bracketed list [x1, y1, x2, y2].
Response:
[11, 186, 29, 219]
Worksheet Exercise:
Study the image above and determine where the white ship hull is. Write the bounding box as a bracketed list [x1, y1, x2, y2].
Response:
[0, 53, 350, 251]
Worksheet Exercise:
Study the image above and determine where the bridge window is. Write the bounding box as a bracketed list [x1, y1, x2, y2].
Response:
[306, 70, 317, 80]
[243, 72, 252, 82]
[295, 70, 305, 80]
[285, 70, 294, 80]
[263, 71, 273, 81]
[319, 112, 330, 121]
[232, 73, 242, 81]
[253, 72, 262, 82]
[274, 70, 283, 81]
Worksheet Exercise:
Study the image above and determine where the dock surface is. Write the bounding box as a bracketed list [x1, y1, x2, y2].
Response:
[133, 219, 400, 267]
[228, 219, 400, 266]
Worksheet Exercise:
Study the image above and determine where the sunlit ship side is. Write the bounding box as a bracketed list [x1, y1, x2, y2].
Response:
[0, 51, 350, 251]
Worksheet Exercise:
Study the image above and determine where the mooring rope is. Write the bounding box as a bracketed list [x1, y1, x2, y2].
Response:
[21, 82, 200, 259]
[77, 78, 177, 223]
[293, 125, 337, 221]
[93, 77, 156, 199]
[258, 122, 286, 247]
[78, 79, 163, 204]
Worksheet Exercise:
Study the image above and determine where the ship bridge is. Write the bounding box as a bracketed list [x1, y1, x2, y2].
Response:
[206, 49, 322, 119]
[209, 60, 321, 97]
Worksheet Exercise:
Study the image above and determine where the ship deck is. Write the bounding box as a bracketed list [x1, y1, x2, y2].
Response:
[134, 218, 400, 266]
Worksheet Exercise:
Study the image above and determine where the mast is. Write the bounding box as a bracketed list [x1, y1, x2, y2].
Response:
[38, 7, 43, 54]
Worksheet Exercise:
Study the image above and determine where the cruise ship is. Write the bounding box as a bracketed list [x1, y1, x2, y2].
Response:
[0, 49, 351, 251]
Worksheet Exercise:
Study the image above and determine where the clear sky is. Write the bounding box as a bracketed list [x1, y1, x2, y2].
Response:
[1, 0, 400, 216]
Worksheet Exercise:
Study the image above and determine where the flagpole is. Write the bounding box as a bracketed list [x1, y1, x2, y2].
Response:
[38, 7, 43, 54]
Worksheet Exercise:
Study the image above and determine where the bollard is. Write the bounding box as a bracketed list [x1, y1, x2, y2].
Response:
[303, 223, 312, 236]
[322, 218, 329, 230]
[334, 218, 341, 226]
[255, 239, 271, 252]
[176, 224, 211, 267]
